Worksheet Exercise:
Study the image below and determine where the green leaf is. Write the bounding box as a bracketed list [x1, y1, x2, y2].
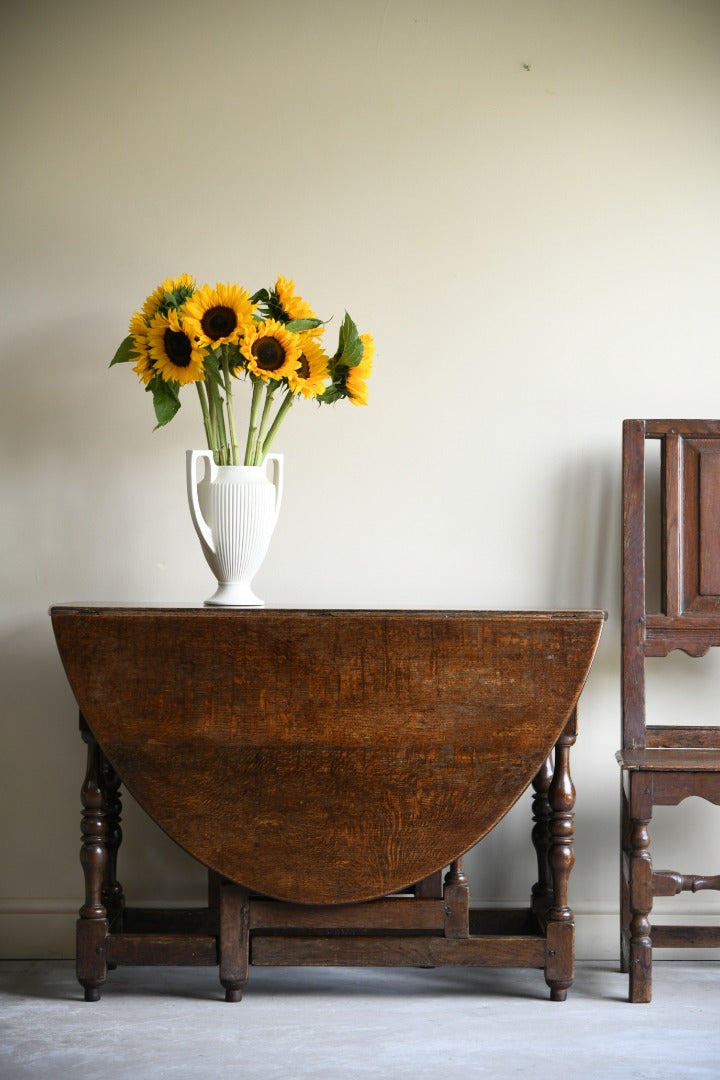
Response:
[254, 287, 286, 323]
[250, 288, 270, 305]
[225, 342, 245, 369]
[110, 335, 136, 366]
[334, 312, 364, 369]
[318, 383, 346, 405]
[203, 351, 224, 387]
[157, 285, 194, 317]
[148, 377, 181, 428]
[285, 318, 324, 333]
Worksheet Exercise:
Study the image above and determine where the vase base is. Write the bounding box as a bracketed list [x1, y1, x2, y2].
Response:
[204, 583, 264, 607]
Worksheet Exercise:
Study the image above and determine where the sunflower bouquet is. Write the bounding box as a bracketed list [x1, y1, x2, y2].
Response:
[111, 274, 374, 466]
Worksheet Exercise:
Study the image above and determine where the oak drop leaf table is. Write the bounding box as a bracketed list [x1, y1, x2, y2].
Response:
[50, 606, 604, 1002]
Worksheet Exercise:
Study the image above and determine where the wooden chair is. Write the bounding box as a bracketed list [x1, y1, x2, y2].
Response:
[619, 419, 720, 1002]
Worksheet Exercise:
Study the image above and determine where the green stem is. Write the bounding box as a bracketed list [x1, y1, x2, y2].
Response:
[221, 347, 240, 465]
[256, 391, 295, 463]
[206, 380, 219, 462]
[208, 375, 228, 464]
[253, 381, 278, 465]
[196, 382, 214, 454]
[244, 376, 265, 465]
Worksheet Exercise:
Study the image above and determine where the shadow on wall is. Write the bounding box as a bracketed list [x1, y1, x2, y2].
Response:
[1, 317, 211, 911]
[0, 319, 109, 470]
[548, 450, 620, 617]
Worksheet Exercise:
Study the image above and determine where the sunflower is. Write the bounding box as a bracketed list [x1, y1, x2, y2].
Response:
[128, 311, 154, 385]
[241, 319, 303, 382]
[344, 333, 375, 406]
[141, 274, 196, 320]
[146, 310, 205, 386]
[287, 334, 329, 399]
[274, 276, 324, 333]
[183, 282, 255, 349]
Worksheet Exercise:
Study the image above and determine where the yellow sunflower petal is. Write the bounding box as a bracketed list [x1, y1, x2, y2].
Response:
[141, 274, 196, 320]
[287, 334, 329, 399]
[128, 312, 154, 384]
[345, 333, 374, 406]
[147, 310, 205, 386]
[275, 276, 324, 334]
[183, 282, 255, 348]
[241, 319, 303, 382]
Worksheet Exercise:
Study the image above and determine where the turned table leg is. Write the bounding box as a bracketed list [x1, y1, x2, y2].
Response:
[219, 880, 250, 1002]
[545, 709, 577, 1002]
[101, 755, 125, 935]
[443, 858, 469, 938]
[531, 754, 554, 919]
[77, 714, 111, 1001]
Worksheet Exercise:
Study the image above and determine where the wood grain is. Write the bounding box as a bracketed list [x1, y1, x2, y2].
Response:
[619, 419, 720, 1002]
[52, 607, 603, 905]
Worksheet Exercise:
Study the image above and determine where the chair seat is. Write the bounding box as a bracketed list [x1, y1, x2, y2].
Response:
[617, 747, 720, 771]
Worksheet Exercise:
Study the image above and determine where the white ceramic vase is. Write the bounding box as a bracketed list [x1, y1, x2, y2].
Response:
[186, 449, 283, 607]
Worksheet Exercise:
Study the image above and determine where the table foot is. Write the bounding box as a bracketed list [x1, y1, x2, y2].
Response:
[83, 986, 102, 1002]
[550, 987, 568, 1002]
[219, 879, 250, 1004]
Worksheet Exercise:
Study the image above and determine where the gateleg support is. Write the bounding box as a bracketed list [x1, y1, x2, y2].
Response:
[219, 880, 250, 1002]
[545, 708, 576, 1001]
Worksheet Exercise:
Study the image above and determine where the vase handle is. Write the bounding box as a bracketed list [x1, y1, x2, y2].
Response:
[186, 450, 217, 559]
[265, 453, 284, 527]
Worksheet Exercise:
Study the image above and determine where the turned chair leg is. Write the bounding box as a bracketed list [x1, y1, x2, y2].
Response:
[620, 778, 631, 974]
[627, 772, 653, 1003]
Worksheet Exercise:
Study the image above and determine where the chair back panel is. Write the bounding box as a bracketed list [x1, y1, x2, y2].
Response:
[622, 419, 720, 750]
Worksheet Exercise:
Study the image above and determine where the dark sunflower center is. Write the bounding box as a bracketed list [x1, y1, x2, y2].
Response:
[164, 328, 192, 367]
[296, 353, 310, 379]
[201, 305, 238, 341]
[252, 336, 286, 372]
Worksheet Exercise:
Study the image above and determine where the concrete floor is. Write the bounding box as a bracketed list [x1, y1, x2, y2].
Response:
[1, 960, 718, 1079]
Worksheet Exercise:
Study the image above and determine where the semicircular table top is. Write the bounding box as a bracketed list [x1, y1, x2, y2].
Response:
[51, 607, 604, 906]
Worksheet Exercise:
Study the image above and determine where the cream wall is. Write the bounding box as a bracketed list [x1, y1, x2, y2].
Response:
[2, 0, 720, 961]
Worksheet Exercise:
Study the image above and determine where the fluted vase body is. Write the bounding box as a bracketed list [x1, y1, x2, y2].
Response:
[186, 450, 283, 606]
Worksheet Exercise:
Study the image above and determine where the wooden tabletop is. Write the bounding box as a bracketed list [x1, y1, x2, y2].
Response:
[51, 607, 604, 905]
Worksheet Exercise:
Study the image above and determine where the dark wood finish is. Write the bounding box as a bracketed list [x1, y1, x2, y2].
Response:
[106, 935, 218, 966]
[248, 898, 446, 931]
[650, 925, 720, 948]
[652, 870, 720, 896]
[618, 419, 720, 1003]
[545, 712, 577, 1001]
[77, 720, 110, 1001]
[51, 606, 603, 1002]
[413, 870, 443, 899]
[443, 859, 470, 939]
[53, 608, 602, 907]
[531, 755, 554, 919]
[219, 881, 249, 1002]
[250, 935, 547, 968]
